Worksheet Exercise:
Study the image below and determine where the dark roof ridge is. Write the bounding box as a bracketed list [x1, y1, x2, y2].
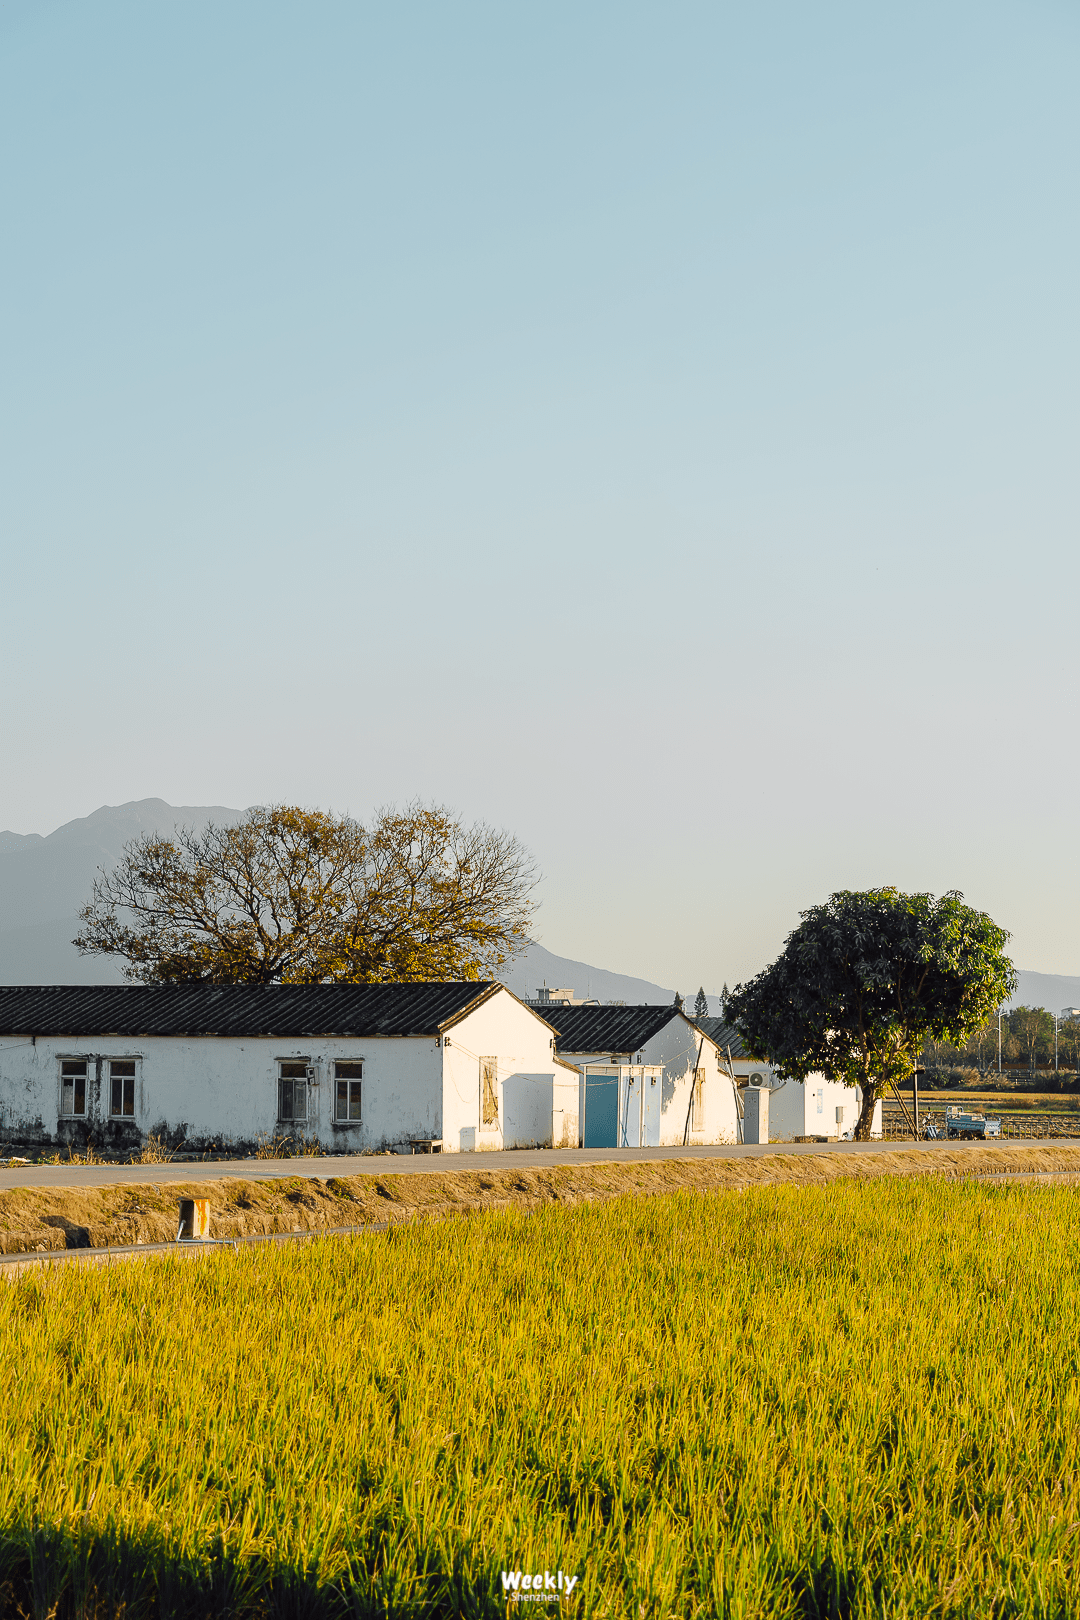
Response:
[536, 1002, 692, 1054]
[0, 981, 532, 1040]
[692, 1016, 758, 1060]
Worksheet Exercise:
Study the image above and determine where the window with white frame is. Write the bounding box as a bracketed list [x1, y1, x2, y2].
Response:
[278, 1061, 309, 1122]
[60, 1059, 87, 1117]
[480, 1057, 498, 1127]
[109, 1059, 136, 1118]
[335, 1060, 363, 1121]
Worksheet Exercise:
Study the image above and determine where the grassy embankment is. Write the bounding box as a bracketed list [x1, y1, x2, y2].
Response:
[5, 1143, 1080, 1257]
[3, 1177, 1080, 1617]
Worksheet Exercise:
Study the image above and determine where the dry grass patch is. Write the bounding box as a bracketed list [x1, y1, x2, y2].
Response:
[3, 1142, 1080, 1256]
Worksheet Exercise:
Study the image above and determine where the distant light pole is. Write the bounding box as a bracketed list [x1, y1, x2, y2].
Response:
[998, 1007, 1004, 1076]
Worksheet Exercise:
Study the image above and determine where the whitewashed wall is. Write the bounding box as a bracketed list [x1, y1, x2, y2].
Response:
[769, 1078, 882, 1140]
[552, 1064, 579, 1148]
[727, 1052, 884, 1143]
[0, 1031, 446, 1153]
[0, 990, 579, 1155]
[643, 1019, 738, 1146]
[439, 988, 564, 1151]
[567, 1014, 739, 1146]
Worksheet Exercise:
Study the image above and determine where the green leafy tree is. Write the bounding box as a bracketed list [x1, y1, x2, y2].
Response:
[724, 888, 1015, 1139]
[966, 1012, 1000, 1075]
[1059, 1016, 1080, 1076]
[75, 803, 537, 985]
[1008, 1006, 1054, 1072]
[694, 986, 709, 1020]
[719, 982, 730, 1019]
[924, 1011, 1000, 1076]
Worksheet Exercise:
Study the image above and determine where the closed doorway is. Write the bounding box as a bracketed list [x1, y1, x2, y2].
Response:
[583, 1067, 619, 1148]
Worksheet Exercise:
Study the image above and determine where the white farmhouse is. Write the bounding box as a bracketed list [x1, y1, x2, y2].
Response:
[0, 983, 576, 1156]
[531, 1003, 740, 1146]
[695, 1017, 881, 1140]
[761, 1073, 867, 1140]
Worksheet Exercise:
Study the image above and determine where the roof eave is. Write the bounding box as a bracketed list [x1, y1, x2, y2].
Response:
[434, 981, 503, 1035]
[435, 981, 561, 1037]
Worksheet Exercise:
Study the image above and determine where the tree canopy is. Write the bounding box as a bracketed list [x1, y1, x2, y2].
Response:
[920, 1004, 1080, 1083]
[1059, 1013, 1080, 1075]
[694, 986, 709, 1020]
[724, 888, 1016, 1138]
[1009, 1005, 1055, 1072]
[74, 803, 538, 985]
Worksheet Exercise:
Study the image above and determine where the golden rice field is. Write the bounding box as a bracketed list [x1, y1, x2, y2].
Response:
[2, 1180, 1079, 1618]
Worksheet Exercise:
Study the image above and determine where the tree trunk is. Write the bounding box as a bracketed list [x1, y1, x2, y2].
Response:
[854, 1086, 878, 1141]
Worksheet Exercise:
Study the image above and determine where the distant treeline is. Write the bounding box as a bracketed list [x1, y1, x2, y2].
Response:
[922, 1006, 1080, 1088]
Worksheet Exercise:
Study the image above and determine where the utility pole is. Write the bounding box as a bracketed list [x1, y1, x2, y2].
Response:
[998, 1008, 1003, 1076]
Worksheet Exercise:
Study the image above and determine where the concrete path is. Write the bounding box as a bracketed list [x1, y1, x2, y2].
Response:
[0, 1222, 393, 1277]
[0, 1136, 1058, 1191]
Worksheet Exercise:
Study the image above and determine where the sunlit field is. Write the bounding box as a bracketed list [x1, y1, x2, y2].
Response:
[2, 1180, 1078, 1618]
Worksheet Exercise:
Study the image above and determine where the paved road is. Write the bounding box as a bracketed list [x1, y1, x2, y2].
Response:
[0, 1136, 1059, 1191]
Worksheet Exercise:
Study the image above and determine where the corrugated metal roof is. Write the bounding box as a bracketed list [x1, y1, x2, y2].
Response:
[539, 1004, 686, 1054]
[0, 982, 504, 1039]
[693, 1017, 754, 1059]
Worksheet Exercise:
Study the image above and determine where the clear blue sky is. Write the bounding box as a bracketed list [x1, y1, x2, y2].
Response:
[2, 0, 1078, 990]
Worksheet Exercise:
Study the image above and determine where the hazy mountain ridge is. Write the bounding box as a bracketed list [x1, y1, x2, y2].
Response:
[0, 831, 44, 853]
[0, 800, 240, 985]
[0, 801, 1072, 1010]
[499, 942, 690, 1010]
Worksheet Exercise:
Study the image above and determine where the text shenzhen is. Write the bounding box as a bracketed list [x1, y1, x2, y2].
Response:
[501, 1570, 579, 1604]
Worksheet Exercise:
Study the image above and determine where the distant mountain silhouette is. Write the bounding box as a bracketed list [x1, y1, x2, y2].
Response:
[501, 942, 689, 1008]
[0, 801, 1069, 1009]
[0, 800, 240, 984]
[1005, 969, 1080, 1016]
[503, 953, 1075, 1018]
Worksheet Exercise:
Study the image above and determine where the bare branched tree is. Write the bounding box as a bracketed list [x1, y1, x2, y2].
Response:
[74, 803, 538, 984]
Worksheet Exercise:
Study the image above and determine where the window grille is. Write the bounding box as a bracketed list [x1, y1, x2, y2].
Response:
[278, 1061, 309, 1122]
[335, 1060, 363, 1121]
[109, 1059, 136, 1118]
[60, 1060, 87, 1117]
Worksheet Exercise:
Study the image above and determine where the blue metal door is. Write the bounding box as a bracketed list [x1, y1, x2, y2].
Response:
[583, 1070, 619, 1148]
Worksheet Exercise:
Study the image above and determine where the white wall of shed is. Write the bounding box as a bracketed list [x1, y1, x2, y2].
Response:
[564, 1014, 737, 1145]
[766, 1078, 804, 1141]
[439, 987, 562, 1151]
[768, 1077, 881, 1140]
[552, 1066, 580, 1148]
[0, 1031, 443, 1152]
[643, 1018, 738, 1145]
